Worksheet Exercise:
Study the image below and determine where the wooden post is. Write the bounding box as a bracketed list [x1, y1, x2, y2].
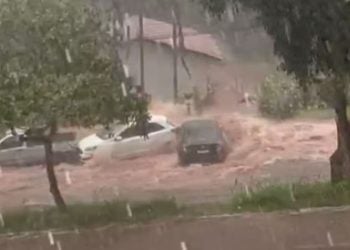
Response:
[139, 12, 145, 92]
[172, 14, 178, 103]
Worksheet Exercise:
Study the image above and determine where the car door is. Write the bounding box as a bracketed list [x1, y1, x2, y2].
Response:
[111, 125, 150, 159]
[147, 122, 173, 149]
[21, 140, 45, 166]
[0, 135, 24, 167]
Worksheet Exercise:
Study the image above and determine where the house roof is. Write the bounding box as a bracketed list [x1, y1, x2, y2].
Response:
[126, 16, 223, 60]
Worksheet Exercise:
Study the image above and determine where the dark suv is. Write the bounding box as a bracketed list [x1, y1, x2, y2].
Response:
[175, 119, 231, 166]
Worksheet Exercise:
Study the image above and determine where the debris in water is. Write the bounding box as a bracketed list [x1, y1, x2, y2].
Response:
[65, 170, 72, 185]
[48, 231, 55, 245]
[181, 241, 188, 250]
[126, 203, 133, 218]
[190, 164, 203, 168]
[327, 231, 334, 247]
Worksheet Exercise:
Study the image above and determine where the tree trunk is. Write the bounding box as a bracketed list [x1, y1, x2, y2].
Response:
[172, 17, 178, 103]
[330, 89, 350, 182]
[44, 138, 67, 211]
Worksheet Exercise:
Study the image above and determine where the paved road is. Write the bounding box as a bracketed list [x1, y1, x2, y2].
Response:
[2, 207, 350, 250]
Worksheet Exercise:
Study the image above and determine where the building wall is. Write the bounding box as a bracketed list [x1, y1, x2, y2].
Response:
[120, 41, 224, 102]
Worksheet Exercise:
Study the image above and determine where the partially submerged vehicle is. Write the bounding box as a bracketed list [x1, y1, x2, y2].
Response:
[0, 129, 79, 167]
[176, 119, 231, 166]
[78, 114, 176, 160]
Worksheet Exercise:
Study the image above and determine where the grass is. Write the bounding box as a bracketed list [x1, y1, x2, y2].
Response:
[296, 106, 350, 120]
[296, 108, 335, 120]
[3, 181, 350, 234]
[0, 199, 182, 234]
[231, 181, 350, 213]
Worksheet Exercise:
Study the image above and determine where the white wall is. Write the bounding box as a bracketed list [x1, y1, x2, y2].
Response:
[120, 41, 223, 101]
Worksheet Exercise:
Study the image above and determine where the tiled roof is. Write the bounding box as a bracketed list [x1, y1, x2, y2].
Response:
[126, 16, 223, 60]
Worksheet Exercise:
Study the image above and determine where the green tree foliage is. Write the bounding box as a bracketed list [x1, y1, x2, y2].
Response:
[200, 0, 350, 182]
[258, 71, 302, 119]
[0, 0, 148, 211]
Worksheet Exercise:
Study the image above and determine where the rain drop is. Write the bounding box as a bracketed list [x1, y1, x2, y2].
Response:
[126, 203, 133, 218]
[244, 184, 251, 198]
[56, 241, 62, 250]
[325, 40, 332, 53]
[48, 231, 55, 245]
[0, 213, 5, 227]
[122, 83, 127, 97]
[289, 183, 296, 202]
[181, 241, 188, 250]
[284, 20, 291, 43]
[64, 48, 72, 64]
[226, 5, 235, 23]
[327, 231, 334, 247]
[65, 170, 72, 185]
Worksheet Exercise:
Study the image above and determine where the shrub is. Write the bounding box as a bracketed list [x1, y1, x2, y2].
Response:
[258, 71, 302, 119]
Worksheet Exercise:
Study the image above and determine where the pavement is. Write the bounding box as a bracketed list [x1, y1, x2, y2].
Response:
[2, 206, 350, 250]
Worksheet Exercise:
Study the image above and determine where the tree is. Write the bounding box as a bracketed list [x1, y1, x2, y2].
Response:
[200, 0, 350, 182]
[0, 0, 148, 211]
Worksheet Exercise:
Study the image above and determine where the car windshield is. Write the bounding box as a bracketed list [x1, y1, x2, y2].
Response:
[183, 120, 220, 144]
[96, 124, 124, 140]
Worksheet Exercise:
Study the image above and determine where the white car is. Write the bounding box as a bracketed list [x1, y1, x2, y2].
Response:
[78, 115, 176, 160]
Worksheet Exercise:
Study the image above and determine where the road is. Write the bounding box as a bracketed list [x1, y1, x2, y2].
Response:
[2, 207, 350, 250]
[0, 111, 334, 211]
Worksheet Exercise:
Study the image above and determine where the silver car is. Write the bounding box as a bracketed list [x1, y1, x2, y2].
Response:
[0, 132, 79, 167]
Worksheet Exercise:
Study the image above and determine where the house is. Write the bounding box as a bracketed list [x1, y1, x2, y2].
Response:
[119, 16, 226, 102]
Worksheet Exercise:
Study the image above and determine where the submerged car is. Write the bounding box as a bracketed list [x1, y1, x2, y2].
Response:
[0, 130, 79, 167]
[176, 119, 231, 166]
[78, 114, 176, 160]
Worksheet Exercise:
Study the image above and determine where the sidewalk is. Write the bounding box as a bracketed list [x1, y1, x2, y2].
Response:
[2, 207, 350, 250]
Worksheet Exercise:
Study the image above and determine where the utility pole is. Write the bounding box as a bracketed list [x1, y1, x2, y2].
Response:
[172, 11, 178, 103]
[139, 11, 145, 92]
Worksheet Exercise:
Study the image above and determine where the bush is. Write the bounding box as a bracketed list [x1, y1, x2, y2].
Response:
[258, 71, 302, 119]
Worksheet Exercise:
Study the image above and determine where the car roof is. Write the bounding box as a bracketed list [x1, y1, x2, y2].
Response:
[182, 119, 218, 128]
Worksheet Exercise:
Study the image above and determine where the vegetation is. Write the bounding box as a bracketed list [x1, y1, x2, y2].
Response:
[0, 200, 181, 234]
[258, 71, 302, 119]
[3, 181, 350, 233]
[200, 0, 350, 182]
[231, 181, 350, 213]
[0, 0, 148, 211]
[258, 71, 329, 119]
